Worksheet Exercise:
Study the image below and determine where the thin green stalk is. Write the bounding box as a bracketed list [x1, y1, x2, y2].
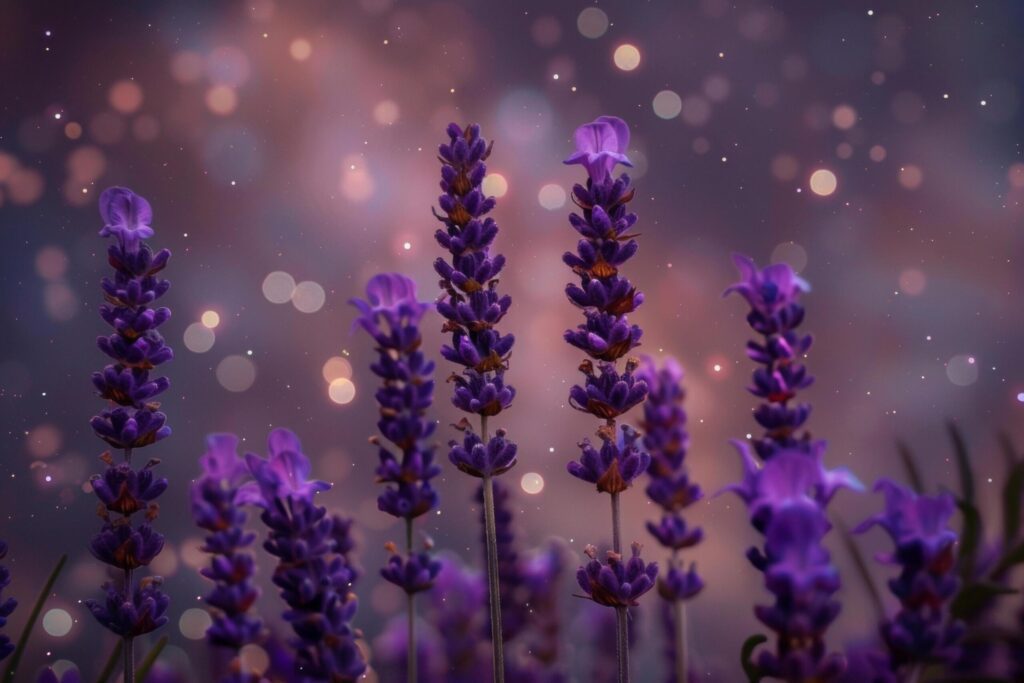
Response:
[479, 416, 504, 683]
[3, 553, 68, 681]
[610, 491, 627, 682]
[406, 517, 416, 683]
[610, 491, 622, 554]
[674, 601, 687, 683]
[95, 640, 123, 683]
[123, 447, 135, 683]
[134, 635, 168, 682]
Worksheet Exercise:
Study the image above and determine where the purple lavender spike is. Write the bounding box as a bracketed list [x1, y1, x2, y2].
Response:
[351, 272, 440, 683]
[636, 356, 705, 682]
[245, 428, 366, 681]
[563, 115, 654, 683]
[189, 434, 264, 679]
[854, 480, 965, 678]
[434, 122, 520, 682]
[86, 187, 172, 683]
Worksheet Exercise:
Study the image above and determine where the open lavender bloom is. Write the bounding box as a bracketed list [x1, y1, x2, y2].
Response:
[577, 543, 658, 608]
[0, 541, 15, 662]
[637, 356, 705, 609]
[246, 428, 365, 681]
[724, 443, 860, 682]
[724, 254, 813, 460]
[86, 188, 172, 682]
[351, 273, 440, 520]
[567, 424, 650, 495]
[855, 480, 965, 673]
[190, 434, 263, 658]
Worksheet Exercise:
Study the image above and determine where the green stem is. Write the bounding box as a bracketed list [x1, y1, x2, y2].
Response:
[123, 447, 135, 683]
[3, 554, 68, 681]
[406, 517, 416, 683]
[482, 473, 505, 683]
[615, 606, 629, 683]
[95, 640, 123, 683]
[674, 600, 687, 683]
[134, 636, 168, 682]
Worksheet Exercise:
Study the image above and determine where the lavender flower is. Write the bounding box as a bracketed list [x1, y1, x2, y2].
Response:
[563, 116, 652, 682]
[353, 272, 441, 682]
[428, 555, 490, 682]
[517, 540, 569, 682]
[246, 428, 365, 681]
[0, 541, 16, 662]
[855, 480, 965, 674]
[576, 543, 658, 608]
[372, 615, 445, 683]
[724, 254, 813, 461]
[86, 187, 172, 683]
[724, 443, 860, 682]
[190, 434, 263, 666]
[36, 668, 82, 683]
[434, 122, 519, 680]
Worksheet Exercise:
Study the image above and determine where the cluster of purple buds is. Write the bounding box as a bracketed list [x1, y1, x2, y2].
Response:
[568, 424, 650, 495]
[433, 122, 519, 476]
[576, 543, 658, 608]
[86, 187, 171, 642]
[246, 428, 365, 681]
[724, 254, 814, 460]
[855, 480, 965, 673]
[637, 357, 706, 603]
[351, 273, 441, 520]
[381, 540, 443, 595]
[725, 442, 860, 681]
[0, 541, 15, 662]
[189, 434, 263, 656]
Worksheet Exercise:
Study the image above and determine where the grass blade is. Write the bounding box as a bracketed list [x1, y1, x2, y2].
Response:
[95, 640, 123, 683]
[896, 440, 925, 493]
[947, 421, 974, 505]
[835, 516, 886, 622]
[2, 554, 67, 682]
[740, 634, 767, 683]
[135, 635, 168, 683]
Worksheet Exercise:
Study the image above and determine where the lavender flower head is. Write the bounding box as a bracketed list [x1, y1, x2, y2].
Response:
[567, 424, 650, 495]
[433, 122, 519, 476]
[381, 540, 443, 595]
[246, 428, 365, 681]
[0, 541, 15, 662]
[855, 480, 964, 672]
[190, 434, 263, 653]
[86, 187, 171, 644]
[637, 356, 705, 603]
[576, 543, 657, 608]
[725, 254, 813, 460]
[724, 442, 861, 682]
[351, 273, 440, 519]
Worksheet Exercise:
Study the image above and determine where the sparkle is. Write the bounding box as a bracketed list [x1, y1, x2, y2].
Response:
[402, 241, 412, 250]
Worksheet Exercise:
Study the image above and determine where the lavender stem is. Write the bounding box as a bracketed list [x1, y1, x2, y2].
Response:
[611, 490, 622, 554]
[481, 413, 505, 683]
[674, 599, 687, 683]
[123, 446, 134, 683]
[616, 606, 629, 683]
[406, 517, 416, 683]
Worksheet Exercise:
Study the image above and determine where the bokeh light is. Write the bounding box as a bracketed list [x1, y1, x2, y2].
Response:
[184, 322, 216, 353]
[328, 377, 357, 404]
[520, 472, 544, 494]
[26, 423, 61, 458]
[289, 38, 313, 61]
[42, 608, 73, 637]
[946, 355, 979, 387]
[292, 281, 326, 313]
[809, 169, 837, 196]
[577, 7, 609, 39]
[109, 80, 144, 114]
[613, 44, 641, 71]
[206, 85, 238, 116]
[322, 356, 353, 382]
[262, 271, 296, 304]
[482, 173, 508, 198]
[201, 310, 221, 329]
[770, 241, 808, 272]
[373, 99, 400, 126]
[216, 355, 257, 392]
[652, 90, 683, 119]
[537, 183, 566, 210]
[179, 608, 212, 640]
[898, 164, 923, 190]
[898, 268, 927, 296]
[831, 104, 857, 129]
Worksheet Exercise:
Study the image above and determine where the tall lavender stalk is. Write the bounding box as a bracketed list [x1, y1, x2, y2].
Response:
[562, 116, 656, 683]
[636, 357, 704, 682]
[189, 434, 263, 682]
[86, 187, 173, 683]
[433, 122, 519, 682]
[351, 273, 442, 683]
[0, 541, 14, 663]
[724, 256, 859, 681]
[854, 480, 965, 680]
[245, 429, 365, 680]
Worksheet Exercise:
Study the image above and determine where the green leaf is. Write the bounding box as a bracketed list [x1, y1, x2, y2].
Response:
[1002, 460, 1024, 546]
[740, 634, 768, 683]
[135, 635, 168, 683]
[947, 421, 975, 505]
[956, 499, 982, 582]
[2, 554, 67, 682]
[896, 440, 925, 493]
[951, 581, 1018, 621]
[835, 516, 886, 622]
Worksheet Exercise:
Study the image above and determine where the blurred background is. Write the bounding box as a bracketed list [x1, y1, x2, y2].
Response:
[1, 0, 1022, 679]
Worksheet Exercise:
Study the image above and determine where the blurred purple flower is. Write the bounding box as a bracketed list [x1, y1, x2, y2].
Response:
[190, 434, 263, 653]
[855, 480, 964, 672]
[724, 253, 815, 460]
[576, 543, 657, 608]
[372, 614, 446, 683]
[350, 272, 431, 346]
[246, 428, 366, 681]
[563, 115, 634, 183]
[36, 668, 82, 683]
[0, 541, 15, 662]
[428, 555, 490, 682]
